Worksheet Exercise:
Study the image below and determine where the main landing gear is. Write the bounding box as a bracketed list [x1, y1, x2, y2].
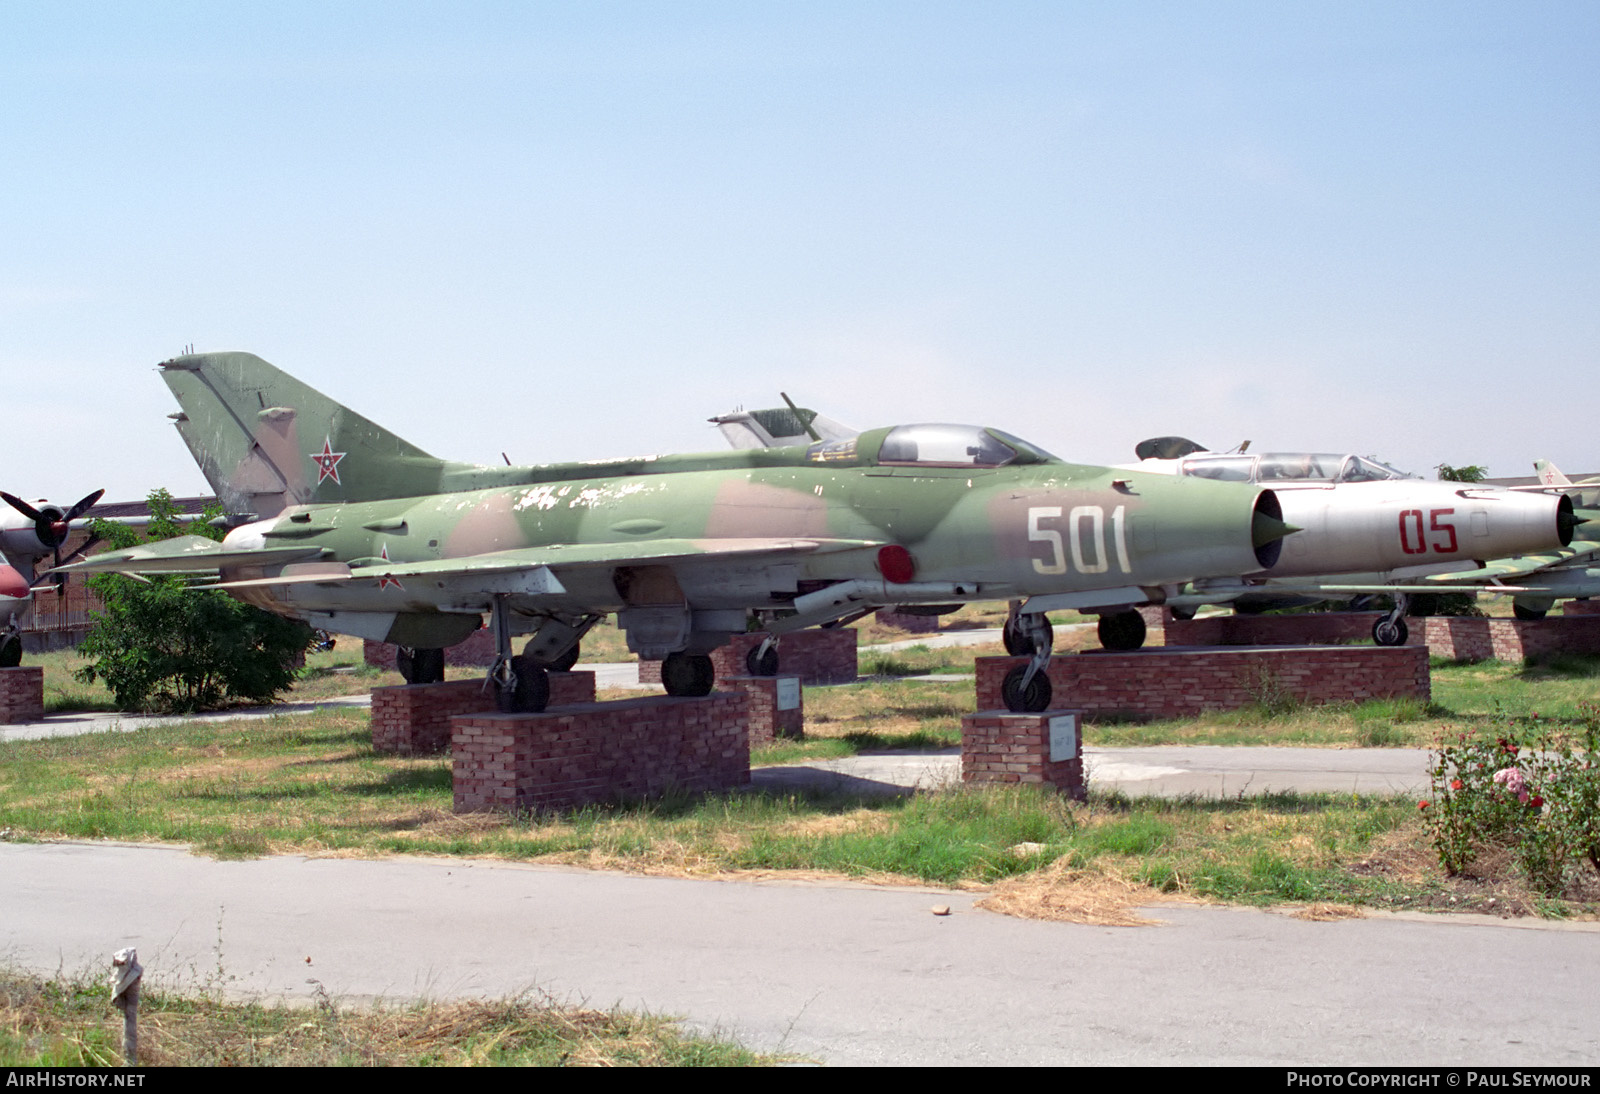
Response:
[1001, 603, 1054, 713]
[1096, 609, 1147, 651]
[1371, 593, 1410, 646]
[661, 651, 715, 697]
[396, 646, 445, 684]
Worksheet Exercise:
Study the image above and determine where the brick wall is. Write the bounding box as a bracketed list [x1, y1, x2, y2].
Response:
[640, 628, 858, 686]
[962, 710, 1084, 798]
[0, 667, 44, 724]
[1420, 616, 1600, 661]
[371, 672, 596, 754]
[974, 645, 1430, 721]
[452, 692, 750, 813]
[1563, 600, 1600, 617]
[1163, 611, 1385, 646]
[721, 675, 804, 743]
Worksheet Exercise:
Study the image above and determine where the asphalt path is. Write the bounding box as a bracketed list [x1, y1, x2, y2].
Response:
[2, 840, 1596, 1066]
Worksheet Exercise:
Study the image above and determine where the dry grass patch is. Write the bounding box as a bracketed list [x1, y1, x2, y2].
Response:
[980, 861, 1164, 926]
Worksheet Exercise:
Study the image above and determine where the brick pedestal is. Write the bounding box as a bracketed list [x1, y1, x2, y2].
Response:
[722, 674, 804, 743]
[0, 667, 44, 724]
[1162, 611, 1386, 646]
[371, 672, 596, 754]
[452, 692, 750, 813]
[962, 709, 1085, 799]
[975, 645, 1430, 721]
[640, 628, 858, 686]
[1419, 616, 1600, 661]
[1563, 600, 1600, 617]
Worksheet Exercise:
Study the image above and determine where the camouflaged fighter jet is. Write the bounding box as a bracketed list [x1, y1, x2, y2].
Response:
[711, 411, 1581, 650]
[59, 352, 1299, 713]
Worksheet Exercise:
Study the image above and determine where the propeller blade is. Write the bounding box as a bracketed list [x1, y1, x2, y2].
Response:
[63, 489, 105, 523]
[0, 491, 43, 523]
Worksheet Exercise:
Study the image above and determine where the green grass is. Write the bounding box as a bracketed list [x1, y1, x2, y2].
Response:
[0, 968, 771, 1067]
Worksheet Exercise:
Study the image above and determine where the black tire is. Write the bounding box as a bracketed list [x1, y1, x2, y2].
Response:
[1097, 610, 1147, 651]
[547, 644, 581, 673]
[1000, 665, 1052, 713]
[745, 643, 779, 677]
[0, 635, 21, 668]
[1372, 617, 1409, 646]
[509, 655, 550, 712]
[1169, 606, 1196, 622]
[1512, 603, 1548, 622]
[396, 647, 414, 682]
[661, 652, 715, 697]
[413, 647, 446, 684]
[1002, 618, 1053, 658]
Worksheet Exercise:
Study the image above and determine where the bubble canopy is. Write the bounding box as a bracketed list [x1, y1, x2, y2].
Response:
[871, 424, 1056, 468]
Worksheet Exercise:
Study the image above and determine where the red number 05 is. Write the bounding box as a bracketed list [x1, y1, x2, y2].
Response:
[1399, 508, 1456, 555]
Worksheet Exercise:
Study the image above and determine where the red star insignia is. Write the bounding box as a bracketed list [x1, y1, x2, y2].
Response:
[377, 544, 403, 591]
[310, 437, 346, 485]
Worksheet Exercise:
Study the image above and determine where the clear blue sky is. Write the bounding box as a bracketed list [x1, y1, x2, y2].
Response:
[4, 1, 1596, 503]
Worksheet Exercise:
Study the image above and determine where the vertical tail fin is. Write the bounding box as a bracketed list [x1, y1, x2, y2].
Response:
[1534, 458, 1572, 487]
[161, 352, 454, 517]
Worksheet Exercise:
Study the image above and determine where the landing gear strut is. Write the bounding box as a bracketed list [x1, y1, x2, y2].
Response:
[488, 594, 548, 713]
[1001, 605, 1054, 713]
[745, 637, 779, 677]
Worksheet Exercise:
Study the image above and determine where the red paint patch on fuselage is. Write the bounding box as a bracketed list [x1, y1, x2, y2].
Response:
[0, 563, 31, 600]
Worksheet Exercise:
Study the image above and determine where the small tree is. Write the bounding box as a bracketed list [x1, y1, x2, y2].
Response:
[76, 490, 312, 713]
[1436, 463, 1489, 483]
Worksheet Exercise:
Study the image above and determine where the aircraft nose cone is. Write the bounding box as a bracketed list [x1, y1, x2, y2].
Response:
[1252, 514, 1301, 549]
[0, 563, 30, 600]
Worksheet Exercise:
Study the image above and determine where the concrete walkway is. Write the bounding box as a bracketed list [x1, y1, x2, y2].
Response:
[2, 840, 1595, 1066]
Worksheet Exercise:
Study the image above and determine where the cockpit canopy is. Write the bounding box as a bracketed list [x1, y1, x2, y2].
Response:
[1180, 453, 1410, 485]
[809, 424, 1056, 468]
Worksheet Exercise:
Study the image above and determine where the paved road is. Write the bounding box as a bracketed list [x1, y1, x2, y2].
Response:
[2, 841, 1595, 1066]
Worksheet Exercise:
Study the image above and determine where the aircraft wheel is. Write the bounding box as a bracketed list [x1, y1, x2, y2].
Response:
[396, 647, 414, 682]
[0, 635, 21, 668]
[506, 656, 550, 713]
[1097, 610, 1147, 651]
[411, 647, 446, 684]
[1512, 603, 1548, 621]
[1000, 665, 1052, 713]
[745, 643, 779, 677]
[1003, 617, 1053, 658]
[1169, 606, 1196, 622]
[661, 652, 715, 697]
[1372, 618, 1409, 646]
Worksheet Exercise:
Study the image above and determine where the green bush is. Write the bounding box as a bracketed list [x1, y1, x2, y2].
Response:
[1425, 705, 1600, 894]
[75, 490, 312, 713]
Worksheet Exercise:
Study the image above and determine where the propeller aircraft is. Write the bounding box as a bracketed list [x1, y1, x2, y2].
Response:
[0, 488, 105, 666]
[57, 351, 1305, 712]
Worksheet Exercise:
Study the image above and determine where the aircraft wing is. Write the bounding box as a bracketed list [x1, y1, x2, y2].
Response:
[49, 536, 327, 576]
[203, 536, 885, 591]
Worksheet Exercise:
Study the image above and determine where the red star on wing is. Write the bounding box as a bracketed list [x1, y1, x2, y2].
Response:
[310, 437, 346, 485]
[376, 544, 403, 591]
